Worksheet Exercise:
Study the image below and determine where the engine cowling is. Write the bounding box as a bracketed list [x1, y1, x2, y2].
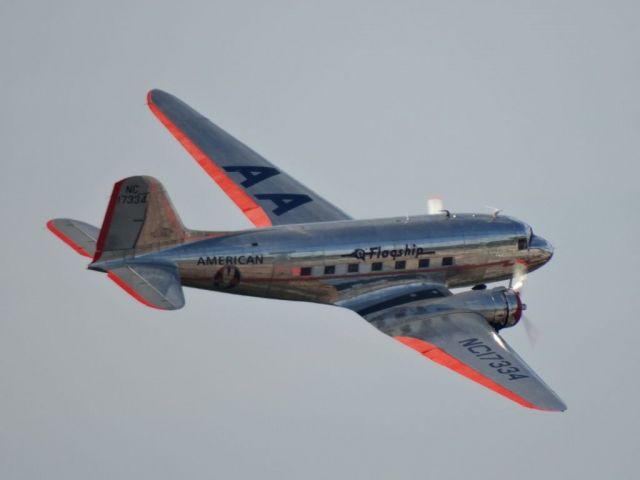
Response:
[487, 288, 523, 330]
[421, 286, 523, 330]
[358, 286, 524, 332]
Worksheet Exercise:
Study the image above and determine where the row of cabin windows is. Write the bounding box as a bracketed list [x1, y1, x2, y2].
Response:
[299, 257, 454, 276]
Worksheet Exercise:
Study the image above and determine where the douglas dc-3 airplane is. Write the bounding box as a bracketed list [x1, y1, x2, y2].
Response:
[48, 90, 565, 411]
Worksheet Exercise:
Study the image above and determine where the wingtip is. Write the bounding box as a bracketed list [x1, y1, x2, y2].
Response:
[147, 88, 175, 106]
[147, 89, 161, 106]
[530, 403, 566, 413]
[529, 386, 567, 412]
[146, 89, 173, 118]
[543, 400, 568, 413]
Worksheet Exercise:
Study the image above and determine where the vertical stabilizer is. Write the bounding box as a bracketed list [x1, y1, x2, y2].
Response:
[93, 176, 186, 261]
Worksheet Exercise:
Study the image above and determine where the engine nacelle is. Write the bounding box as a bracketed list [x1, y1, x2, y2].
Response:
[485, 287, 523, 330]
[361, 286, 524, 332]
[412, 286, 523, 331]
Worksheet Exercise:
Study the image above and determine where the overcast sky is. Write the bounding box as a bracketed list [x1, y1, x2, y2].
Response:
[2, 1, 639, 478]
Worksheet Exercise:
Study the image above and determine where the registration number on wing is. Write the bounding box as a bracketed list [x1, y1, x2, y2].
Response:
[459, 338, 529, 381]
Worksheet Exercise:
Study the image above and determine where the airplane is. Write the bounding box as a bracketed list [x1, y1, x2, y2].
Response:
[47, 89, 565, 412]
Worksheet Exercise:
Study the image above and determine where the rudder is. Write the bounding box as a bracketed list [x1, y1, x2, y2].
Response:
[93, 176, 186, 261]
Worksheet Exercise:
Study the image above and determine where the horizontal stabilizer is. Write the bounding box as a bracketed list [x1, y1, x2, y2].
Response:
[107, 263, 185, 310]
[47, 218, 100, 258]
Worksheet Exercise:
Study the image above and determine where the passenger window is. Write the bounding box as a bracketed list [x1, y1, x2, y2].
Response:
[300, 267, 312, 276]
[348, 263, 359, 273]
[442, 257, 454, 266]
[395, 260, 406, 270]
[324, 265, 335, 275]
[372, 262, 383, 271]
[418, 258, 430, 268]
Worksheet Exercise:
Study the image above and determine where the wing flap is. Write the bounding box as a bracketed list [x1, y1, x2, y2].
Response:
[107, 263, 185, 310]
[147, 89, 351, 226]
[388, 312, 566, 411]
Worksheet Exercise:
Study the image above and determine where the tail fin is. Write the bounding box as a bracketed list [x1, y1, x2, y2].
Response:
[93, 176, 186, 261]
[49, 176, 191, 310]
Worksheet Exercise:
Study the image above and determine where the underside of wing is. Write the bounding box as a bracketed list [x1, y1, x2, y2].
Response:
[384, 311, 566, 411]
[147, 89, 351, 227]
[343, 282, 565, 411]
[336, 282, 452, 314]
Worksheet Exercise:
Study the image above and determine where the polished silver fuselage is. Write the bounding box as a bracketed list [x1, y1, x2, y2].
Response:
[147, 213, 553, 305]
[49, 88, 564, 411]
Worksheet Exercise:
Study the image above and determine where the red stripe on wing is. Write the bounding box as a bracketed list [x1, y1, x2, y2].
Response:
[46, 220, 92, 258]
[107, 270, 162, 310]
[147, 91, 272, 228]
[394, 336, 543, 411]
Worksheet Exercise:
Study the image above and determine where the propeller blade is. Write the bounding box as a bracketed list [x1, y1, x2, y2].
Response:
[485, 205, 502, 219]
[522, 315, 540, 347]
[427, 197, 443, 215]
[511, 261, 528, 293]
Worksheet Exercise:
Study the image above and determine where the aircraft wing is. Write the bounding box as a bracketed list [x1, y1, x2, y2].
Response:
[344, 286, 566, 411]
[147, 89, 352, 227]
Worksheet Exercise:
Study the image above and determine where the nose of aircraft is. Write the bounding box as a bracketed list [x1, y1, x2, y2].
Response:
[529, 234, 554, 265]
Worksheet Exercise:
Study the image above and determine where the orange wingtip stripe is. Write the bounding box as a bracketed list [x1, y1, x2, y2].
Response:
[107, 271, 162, 310]
[394, 336, 543, 411]
[146, 91, 272, 228]
[46, 220, 92, 258]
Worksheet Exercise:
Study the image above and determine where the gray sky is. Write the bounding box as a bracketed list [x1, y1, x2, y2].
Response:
[2, 0, 639, 478]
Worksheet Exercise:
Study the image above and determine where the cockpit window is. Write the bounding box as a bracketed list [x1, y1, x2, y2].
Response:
[517, 238, 528, 250]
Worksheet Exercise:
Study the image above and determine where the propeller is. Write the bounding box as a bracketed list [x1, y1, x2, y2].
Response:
[509, 260, 540, 346]
[522, 315, 539, 347]
[485, 205, 503, 220]
[510, 260, 528, 293]
[427, 197, 443, 215]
